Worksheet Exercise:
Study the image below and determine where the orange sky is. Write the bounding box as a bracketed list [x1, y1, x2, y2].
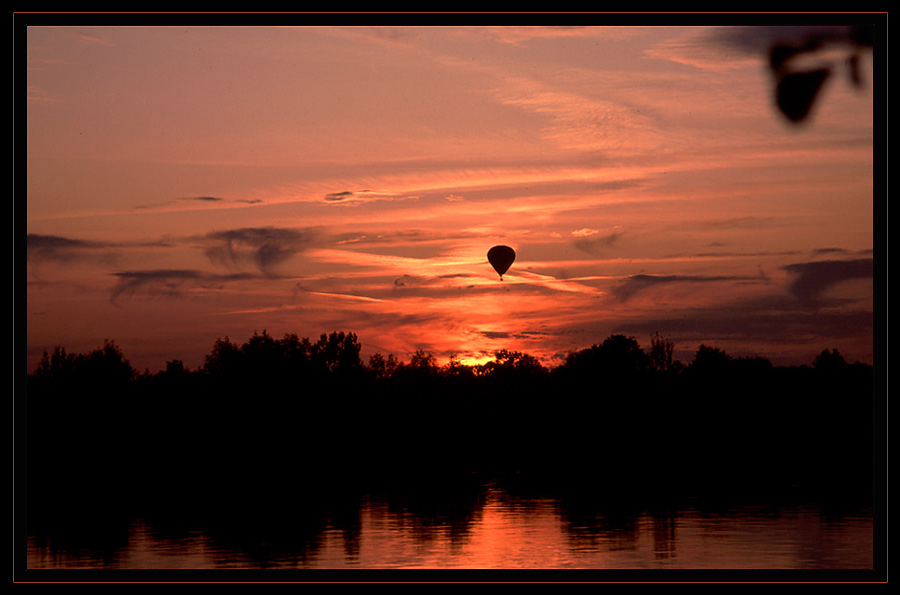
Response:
[23, 19, 878, 373]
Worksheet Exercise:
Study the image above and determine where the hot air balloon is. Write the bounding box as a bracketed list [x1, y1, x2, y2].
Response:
[487, 245, 516, 280]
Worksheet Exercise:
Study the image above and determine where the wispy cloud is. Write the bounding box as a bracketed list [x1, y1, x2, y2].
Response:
[610, 292, 873, 363]
[183, 196, 225, 203]
[495, 81, 664, 154]
[784, 258, 874, 307]
[110, 269, 203, 303]
[611, 273, 756, 303]
[26, 233, 106, 262]
[573, 230, 626, 256]
[485, 25, 640, 47]
[644, 26, 865, 73]
[323, 189, 418, 205]
[644, 27, 765, 72]
[70, 29, 117, 47]
[695, 216, 779, 230]
[134, 195, 261, 211]
[27, 84, 57, 104]
[109, 269, 257, 304]
[201, 227, 319, 277]
[388, 273, 483, 299]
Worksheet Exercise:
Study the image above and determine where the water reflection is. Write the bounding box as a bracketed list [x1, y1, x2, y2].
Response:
[26, 479, 873, 571]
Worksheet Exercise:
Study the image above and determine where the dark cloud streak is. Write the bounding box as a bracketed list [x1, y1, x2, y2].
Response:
[110, 269, 203, 303]
[202, 227, 318, 277]
[784, 258, 874, 307]
[611, 273, 754, 302]
[323, 189, 417, 205]
[27, 233, 105, 262]
[109, 269, 257, 304]
[182, 196, 224, 202]
[610, 293, 873, 363]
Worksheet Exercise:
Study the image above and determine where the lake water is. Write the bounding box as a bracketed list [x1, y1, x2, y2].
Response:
[25, 481, 874, 574]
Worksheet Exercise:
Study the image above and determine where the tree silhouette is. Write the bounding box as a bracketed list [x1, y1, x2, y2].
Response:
[32, 346, 77, 384]
[25, 328, 875, 504]
[32, 340, 137, 392]
[563, 334, 650, 379]
[443, 354, 475, 380]
[648, 332, 676, 373]
[310, 331, 363, 376]
[202, 336, 241, 378]
[478, 349, 544, 379]
[813, 348, 848, 372]
[690, 344, 732, 373]
[368, 352, 399, 379]
[279, 333, 314, 377]
[407, 349, 439, 371]
[241, 329, 284, 380]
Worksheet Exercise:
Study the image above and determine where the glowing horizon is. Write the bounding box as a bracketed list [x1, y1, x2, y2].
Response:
[24, 22, 877, 374]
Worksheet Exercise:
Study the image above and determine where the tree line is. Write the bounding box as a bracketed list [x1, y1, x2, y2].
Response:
[27, 329, 871, 390]
[25, 330, 876, 511]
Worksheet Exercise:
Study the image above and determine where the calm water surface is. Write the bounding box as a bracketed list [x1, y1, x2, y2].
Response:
[26, 485, 873, 571]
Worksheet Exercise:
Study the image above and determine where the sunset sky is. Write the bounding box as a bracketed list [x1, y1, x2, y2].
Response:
[23, 19, 879, 374]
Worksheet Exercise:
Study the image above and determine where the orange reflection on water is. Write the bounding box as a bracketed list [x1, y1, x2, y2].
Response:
[27, 495, 874, 571]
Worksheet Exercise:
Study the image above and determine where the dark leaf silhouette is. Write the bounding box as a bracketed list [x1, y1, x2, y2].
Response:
[776, 68, 831, 123]
[767, 25, 874, 124]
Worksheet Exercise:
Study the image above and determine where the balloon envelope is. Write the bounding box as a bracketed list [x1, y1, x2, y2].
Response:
[487, 245, 516, 278]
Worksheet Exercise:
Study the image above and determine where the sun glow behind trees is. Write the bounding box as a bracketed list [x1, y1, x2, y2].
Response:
[24, 22, 877, 374]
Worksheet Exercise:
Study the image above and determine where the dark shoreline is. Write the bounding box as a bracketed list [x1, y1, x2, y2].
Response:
[23, 331, 878, 575]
